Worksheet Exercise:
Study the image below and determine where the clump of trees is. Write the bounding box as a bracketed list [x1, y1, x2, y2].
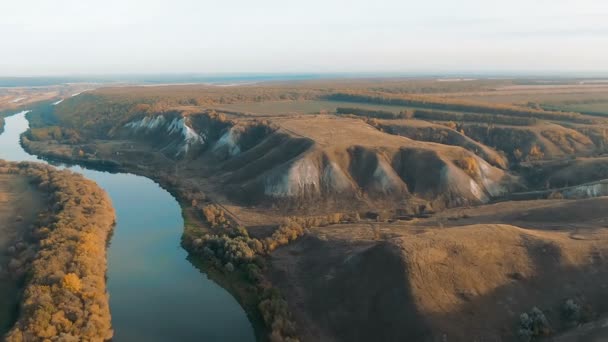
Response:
[185, 200, 359, 341]
[0, 161, 116, 342]
[185, 204, 300, 341]
[263, 219, 305, 253]
[517, 307, 551, 341]
[201, 204, 231, 229]
[561, 298, 594, 328]
[186, 220, 299, 341]
[259, 288, 299, 342]
[527, 145, 544, 161]
[25, 126, 82, 144]
[263, 214, 358, 252]
[561, 299, 581, 328]
[454, 155, 479, 178]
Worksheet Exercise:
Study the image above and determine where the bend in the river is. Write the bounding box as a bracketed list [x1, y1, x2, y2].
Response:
[0, 111, 255, 341]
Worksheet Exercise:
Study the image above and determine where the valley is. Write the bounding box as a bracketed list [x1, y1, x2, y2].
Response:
[11, 77, 608, 341]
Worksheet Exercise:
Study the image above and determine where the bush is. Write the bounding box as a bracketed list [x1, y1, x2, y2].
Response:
[264, 219, 304, 252]
[561, 299, 581, 327]
[527, 145, 544, 161]
[61, 273, 82, 293]
[454, 156, 479, 178]
[258, 289, 299, 342]
[547, 191, 564, 200]
[517, 307, 551, 341]
[201, 204, 229, 228]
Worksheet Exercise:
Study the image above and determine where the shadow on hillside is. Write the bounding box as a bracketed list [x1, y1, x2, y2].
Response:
[425, 238, 608, 341]
[270, 236, 432, 341]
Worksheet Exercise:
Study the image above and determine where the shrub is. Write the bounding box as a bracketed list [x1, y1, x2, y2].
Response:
[517, 307, 551, 341]
[454, 156, 479, 178]
[561, 299, 581, 328]
[61, 273, 82, 293]
[201, 204, 229, 228]
[264, 219, 304, 253]
[527, 145, 544, 161]
[513, 149, 524, 161]
[547, 191, 564, 200]
[258, 289, 299, 342]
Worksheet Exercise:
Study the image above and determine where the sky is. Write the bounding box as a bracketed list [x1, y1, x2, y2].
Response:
[1, 0, 607, 76]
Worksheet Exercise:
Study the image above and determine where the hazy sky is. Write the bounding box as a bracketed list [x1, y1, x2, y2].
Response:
[1, 0, 607, 76]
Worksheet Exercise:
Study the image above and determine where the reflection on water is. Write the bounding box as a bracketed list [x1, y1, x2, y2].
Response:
[0, 112, 254, 341]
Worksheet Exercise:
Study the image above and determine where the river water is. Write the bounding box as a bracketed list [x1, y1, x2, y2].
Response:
[0, 111, 255, 341]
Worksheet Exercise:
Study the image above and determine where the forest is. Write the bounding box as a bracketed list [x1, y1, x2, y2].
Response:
[0, 161, 115, 342]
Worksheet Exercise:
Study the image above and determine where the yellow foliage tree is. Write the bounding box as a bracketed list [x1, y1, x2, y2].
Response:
[62, 273, 82, 293]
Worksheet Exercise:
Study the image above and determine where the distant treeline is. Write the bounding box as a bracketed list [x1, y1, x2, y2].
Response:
[336, 107, 411, 119]
[326, 92, 591, 123]
[541, 104, 608, 118]
[336, 106, 538, 126]
[413, 109, 537, 126]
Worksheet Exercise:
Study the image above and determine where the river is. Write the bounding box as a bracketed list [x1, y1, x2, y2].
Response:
[0, 111, 255, 341]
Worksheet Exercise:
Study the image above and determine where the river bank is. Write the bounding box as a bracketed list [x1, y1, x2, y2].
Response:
[1, 112, 255, 341]
[20, 115, 308, 341]
[21, 130, 292, 342]
[21, 134, 274, 341]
